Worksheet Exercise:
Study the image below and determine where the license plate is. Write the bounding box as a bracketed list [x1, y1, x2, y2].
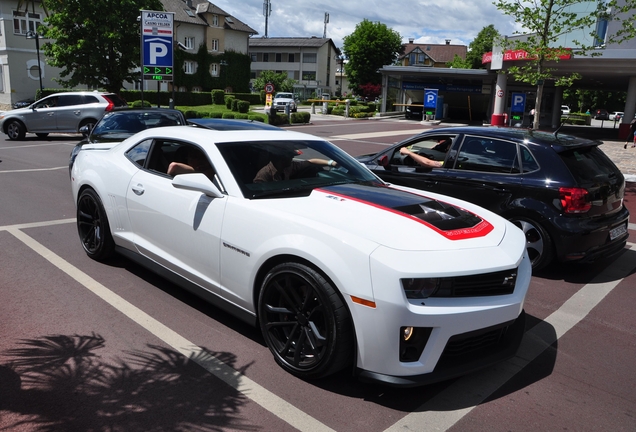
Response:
[609, 224, 627, 241]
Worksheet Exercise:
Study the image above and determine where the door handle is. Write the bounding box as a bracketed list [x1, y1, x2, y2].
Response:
[131, 184, 145, 195]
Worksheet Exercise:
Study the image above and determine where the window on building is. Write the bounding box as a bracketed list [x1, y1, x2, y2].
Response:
[211, 39, 219, 52]
[210, 63, 219, 76]
[192, 87, 202, 93]
[185, 37, 195, 50]
[303, 53, 317, 63]
[263, 53, 269, 62]
[13, 10, 41, 35]
[184, 61, 196, 74]
[212, 15, 219, 26]
[302, 71, 316, 81]
[251, 53, 257, 62]
[595, 16, 609, 47]
[276, 53, 282, 62]
[288, 53, 295, 62]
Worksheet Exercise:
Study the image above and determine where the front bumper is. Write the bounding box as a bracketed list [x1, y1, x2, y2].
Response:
[348, 245, 531, 387]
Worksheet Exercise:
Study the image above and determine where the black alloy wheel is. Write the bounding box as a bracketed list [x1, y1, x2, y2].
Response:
[258, 262, 353, 379]
[510, 216, 553, 270]
[76, 189, 115, 261]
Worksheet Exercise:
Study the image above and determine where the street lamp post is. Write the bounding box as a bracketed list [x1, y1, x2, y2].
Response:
[25, 30, 43, 94]
[220, 60, 228, 91]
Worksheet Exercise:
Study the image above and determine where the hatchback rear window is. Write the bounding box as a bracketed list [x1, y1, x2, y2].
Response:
[558, 146, 619, 183]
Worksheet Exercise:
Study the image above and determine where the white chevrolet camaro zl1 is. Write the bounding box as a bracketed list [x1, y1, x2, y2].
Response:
[70, 126, 531, 387]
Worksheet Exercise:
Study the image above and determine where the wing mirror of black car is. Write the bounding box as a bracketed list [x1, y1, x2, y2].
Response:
[172, 173, 224, 198]
[79, 125, 91, 135]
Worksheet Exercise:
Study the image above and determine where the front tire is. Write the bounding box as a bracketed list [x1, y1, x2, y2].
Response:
[77, 189, 115, 261]
[6, 120, 26, 140]
[510, 216, 553, 270]
[258, 262, 353, 379]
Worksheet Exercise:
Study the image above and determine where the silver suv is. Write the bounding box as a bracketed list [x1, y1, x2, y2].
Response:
[271, 92, 298, 113]
[0, 91, 127, 140]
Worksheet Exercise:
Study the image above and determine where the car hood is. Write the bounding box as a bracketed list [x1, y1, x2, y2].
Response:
[259, 183, 509, 252]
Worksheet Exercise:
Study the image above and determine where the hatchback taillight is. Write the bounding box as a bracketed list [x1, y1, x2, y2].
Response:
[559, 187, 591, 213]
[103, 95, 116, 112]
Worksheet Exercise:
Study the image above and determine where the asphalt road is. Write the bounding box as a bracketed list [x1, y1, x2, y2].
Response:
[1, 118, 635, 432]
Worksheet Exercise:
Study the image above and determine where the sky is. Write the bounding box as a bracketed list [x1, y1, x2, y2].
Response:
[209, 0, 520, 49]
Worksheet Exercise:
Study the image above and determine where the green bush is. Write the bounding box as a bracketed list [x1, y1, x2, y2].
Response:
[268, 113, 289, 126]
[209, 112, 223, 118]
[234, 113, 249, 119]
[222, 112, 235, 119]
[212, 90, 225, 105]
[184, 110, 199, 119]
[231, 93, 261, 105]
[224, 95, 235, 109]
[290, 112, 311, 124]
[130, 99, 153, 107]
[331, 107, 345, 116]
[248, 115, 265, 122]
[237, 100, 250, 113]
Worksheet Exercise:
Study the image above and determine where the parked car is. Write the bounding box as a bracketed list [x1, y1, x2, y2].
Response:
[356, 126, 630, 270]
[405, 102, 424, 120]
[0, 91, 127, 140]
[609, 111, 624, 121]
[69, 108, 186, 174]
[268, 92, 298, 113]
[560, 105, 571, 115]
[70, 126, 530, 387]
[593, 108, 609, 120]
[12, 98, 35, 109]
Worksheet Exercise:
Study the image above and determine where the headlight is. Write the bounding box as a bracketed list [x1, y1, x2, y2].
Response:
[401, 278, 441, 299]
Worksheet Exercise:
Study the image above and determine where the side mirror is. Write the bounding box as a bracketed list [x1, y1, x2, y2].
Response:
[172, 173, 224, 198]
[79, 125, 90, 135]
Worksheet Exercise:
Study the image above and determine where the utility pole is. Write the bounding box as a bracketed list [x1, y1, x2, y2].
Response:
[263, 0, 271, 38]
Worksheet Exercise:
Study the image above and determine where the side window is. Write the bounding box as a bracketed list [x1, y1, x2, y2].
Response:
[390, 136, 454, 165]
[125, 139, 152, 168]
[57, 95, 85, 107]
[520, 146, 539, 173]
[455, 137, 520, 174]
[34, 96, 59, 109]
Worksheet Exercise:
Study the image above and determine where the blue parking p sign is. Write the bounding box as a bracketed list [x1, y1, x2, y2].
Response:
[511, 93, 526, 113]
[424, 89, 438, 109]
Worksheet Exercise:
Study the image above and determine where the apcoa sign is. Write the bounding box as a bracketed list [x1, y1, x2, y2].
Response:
[141, 10, 174, 81]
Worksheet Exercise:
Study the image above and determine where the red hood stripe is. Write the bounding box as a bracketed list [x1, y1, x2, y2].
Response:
[316, 186, 494, 241]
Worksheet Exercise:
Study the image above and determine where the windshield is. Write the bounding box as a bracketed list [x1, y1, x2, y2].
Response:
[217, 139, 382, 198]
[275, 93, 293, 99]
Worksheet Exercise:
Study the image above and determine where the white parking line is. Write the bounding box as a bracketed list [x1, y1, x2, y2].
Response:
[330, 129, 425, 140]
[6, 223, 336, 432]
[0, 166, 68, 174]
[5, 218, 635, 432]
[384, 243, 636, 432]
[0, 142, 76, 149]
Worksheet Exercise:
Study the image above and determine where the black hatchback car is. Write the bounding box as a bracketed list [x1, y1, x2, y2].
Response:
[356, 126, 630, 270]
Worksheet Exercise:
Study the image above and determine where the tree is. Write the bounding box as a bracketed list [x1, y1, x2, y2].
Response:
[494, 0, 636, 129]
[252, 70, 296, 94]
[41, 0, 163, 94]
[342, 19, 403, 94]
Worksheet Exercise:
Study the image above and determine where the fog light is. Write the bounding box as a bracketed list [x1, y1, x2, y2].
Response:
[403, 326, 414, 341]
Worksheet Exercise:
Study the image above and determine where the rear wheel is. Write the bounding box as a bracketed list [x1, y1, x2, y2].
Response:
[6, 120, 26, 140]
[258, 262, 353, 379]
[510, 216, 553, 270]
[76, 189, 115, 261]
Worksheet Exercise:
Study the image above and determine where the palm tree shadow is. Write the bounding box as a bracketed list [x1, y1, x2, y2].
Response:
[1, 334, 257, 431]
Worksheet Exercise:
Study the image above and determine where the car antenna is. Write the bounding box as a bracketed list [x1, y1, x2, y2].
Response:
[553, 116, 568, 138]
